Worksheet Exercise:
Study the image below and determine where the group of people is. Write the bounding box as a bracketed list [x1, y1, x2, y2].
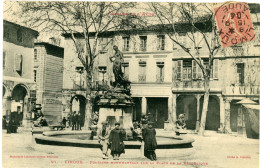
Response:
[70, 111, 83, 131]
[98, 120, 157, 161]
[33, 110, 48, 127]
[2, 115, 18, 134]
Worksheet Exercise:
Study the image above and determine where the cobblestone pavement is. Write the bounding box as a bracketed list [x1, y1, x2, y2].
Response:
[2, 130, 259, 168]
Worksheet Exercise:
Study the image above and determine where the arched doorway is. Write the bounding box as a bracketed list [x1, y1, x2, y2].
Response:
[11, 84, 29, 126]
[199, 96, 220, 131]
[70, 95, 87, 126]
[176, 95, 197, 130]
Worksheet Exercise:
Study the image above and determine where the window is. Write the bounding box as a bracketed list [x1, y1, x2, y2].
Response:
[100, 38, 108, 51]
[138, 61, 146, 82]
[183, 60, 192, 80]
[123, 37, 130, 51]
[236, 63, 244, 85]
[178, 33, 187, 47]
[15, 54, 23, 76]
[156, 62, 164, 82]
[140, 36, 147, 51]
[98, 66, 107, 82]
[157, 35, 165, 50]
[122, 62, 129, 80]
[17, 29, 23, 43]
[34, 70, 37, 82]
[3, 51, 6, 69]
[34, 49, 37, 60]
[177, 59, 218, 81]
[192, 60, 203, 79]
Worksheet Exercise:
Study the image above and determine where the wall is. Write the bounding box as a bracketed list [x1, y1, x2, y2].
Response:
[3, 41, 34, 80]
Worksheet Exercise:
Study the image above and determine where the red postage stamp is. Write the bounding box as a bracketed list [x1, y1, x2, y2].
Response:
[214, 2, 255, 47]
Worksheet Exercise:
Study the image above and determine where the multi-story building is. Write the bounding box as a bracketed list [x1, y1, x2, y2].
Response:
[34, 39, 64, 124]
[62, 5, 259, 132]
[171, 6, 260, 133]
[3, 20, 39, 127]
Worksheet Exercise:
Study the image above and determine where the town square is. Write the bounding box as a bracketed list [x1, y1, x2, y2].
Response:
[2, 1, 260, 168]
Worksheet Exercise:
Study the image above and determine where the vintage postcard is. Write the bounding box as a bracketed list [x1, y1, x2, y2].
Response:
[1, 0, 259, 168]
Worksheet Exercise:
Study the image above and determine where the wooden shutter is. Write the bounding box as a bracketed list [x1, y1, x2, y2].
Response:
[192, 60, 197, 79]
[197, 60, 203, 79]
[15, 54, 23, 71]
[157, 36, 160, 50]
[3, 51, 6, 69]
[213, 59, 219, 79]
[177, 60, 183, 80]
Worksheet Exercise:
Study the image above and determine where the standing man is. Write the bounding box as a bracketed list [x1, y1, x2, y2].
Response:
[62, 117, 67, 127]
[72, 111, 77, 131]
[142, 122, 157, 161]
[77, 113, 82, 130]
[109, 122, 126, 160]
[98, 121, 110, 159]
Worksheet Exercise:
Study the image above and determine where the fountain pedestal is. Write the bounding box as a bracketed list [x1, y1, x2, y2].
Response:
[92, 88, 134, 139]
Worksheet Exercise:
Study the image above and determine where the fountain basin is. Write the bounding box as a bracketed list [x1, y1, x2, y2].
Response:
[35, 130, 194, 149]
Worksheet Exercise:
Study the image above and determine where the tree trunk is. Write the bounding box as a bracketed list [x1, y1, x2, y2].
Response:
[83, 75, 92, 130]
[198, 76, 210, 136]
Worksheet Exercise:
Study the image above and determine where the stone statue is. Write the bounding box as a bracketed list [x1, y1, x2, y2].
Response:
[110, 45, 124, 87]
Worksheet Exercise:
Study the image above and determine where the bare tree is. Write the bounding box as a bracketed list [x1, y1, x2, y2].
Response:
[150, 2, 221, 135]
[16, 1, 137, 128]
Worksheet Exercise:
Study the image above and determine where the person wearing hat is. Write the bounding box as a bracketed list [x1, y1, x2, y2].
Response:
[98, 121, 110, 159]
[142, 121, 157, 161]
[109, 122, 126, 160]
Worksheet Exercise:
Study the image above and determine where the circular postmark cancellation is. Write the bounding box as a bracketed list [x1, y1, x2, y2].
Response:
[214, 2, 256, 47]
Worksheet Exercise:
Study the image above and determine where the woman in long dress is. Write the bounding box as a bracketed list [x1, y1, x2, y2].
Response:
[142, 122, 157, 161]
[109, 122, 126, 160]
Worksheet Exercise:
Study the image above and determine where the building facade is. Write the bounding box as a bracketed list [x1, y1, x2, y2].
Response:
[34, 41, 64, 124]
[3, 20, 39, 127]
[62, 6, 259, 132]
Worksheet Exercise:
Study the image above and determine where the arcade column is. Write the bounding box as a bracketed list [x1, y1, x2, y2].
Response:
[172, 94, 177, 129]
[224, 98, 232, 134]
[195, 95, 202, 131]
[218, 95, 225, 133]
[141, 97, 147, 116]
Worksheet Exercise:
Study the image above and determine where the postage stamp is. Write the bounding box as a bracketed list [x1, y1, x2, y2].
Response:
[214, 2, 256, 47]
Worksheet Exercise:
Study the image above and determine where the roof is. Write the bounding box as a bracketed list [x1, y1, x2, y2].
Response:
[236, 98, 257, 105]
[34, 42, 64, 50]
[62, 21, 212, 38]
[35, 42, 64, 58]
[4, 20, 39, 37]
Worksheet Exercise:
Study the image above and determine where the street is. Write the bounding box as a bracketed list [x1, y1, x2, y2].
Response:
[2, 130, 259, 168]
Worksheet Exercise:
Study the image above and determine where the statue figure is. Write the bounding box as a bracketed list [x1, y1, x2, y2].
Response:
[110, 45, 124, 87]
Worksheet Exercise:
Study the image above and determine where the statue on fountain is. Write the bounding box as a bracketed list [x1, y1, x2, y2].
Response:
[109, 45, 130, 93]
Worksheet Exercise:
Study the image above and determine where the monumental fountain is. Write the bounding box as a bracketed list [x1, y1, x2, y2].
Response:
[35, 45, 194, 150]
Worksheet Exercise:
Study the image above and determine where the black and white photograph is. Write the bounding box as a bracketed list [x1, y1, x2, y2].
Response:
[1, 1, 259, 168]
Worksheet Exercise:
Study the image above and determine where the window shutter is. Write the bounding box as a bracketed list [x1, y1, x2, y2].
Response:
[15, 54, 23, 71]
[177, 60, 183, 80]
[192, 60, 197, 79]
[3, 51, 6, 69]
[197, 60, 203, 79]
[157, 36, 160, 50]
[213, 59, 219, 79]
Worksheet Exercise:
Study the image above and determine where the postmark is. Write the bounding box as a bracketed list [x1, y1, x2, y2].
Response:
[214, 2, 255, 47]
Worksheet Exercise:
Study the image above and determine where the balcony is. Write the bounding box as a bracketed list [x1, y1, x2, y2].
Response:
[225, 85, 259, 96]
